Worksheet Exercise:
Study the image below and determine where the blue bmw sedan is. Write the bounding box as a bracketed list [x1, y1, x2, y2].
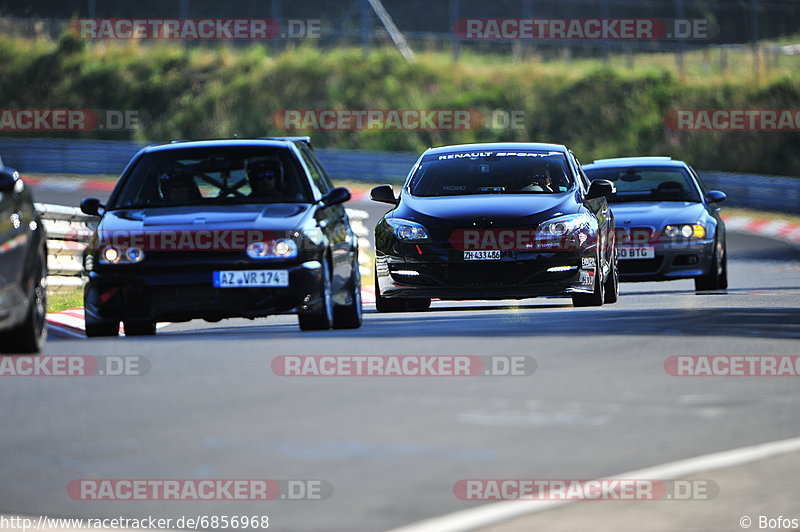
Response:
[583, 156, 728, 291]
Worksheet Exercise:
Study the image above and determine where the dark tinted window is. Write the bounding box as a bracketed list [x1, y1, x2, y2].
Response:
[108, 146, 310, 209]
[409, 150, 573, 197]
[584, 165, 700, 203]
[297, 144, 332, 195]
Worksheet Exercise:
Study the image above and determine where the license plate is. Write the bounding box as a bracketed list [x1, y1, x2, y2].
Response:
[464, 250, 501, 261]
[617, 247, 655, 260]
[213, 270, 289, 288]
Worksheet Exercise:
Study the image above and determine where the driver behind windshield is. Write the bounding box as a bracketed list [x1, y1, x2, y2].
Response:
[160, 171, 201, 203]
[247, 157, 284, 197]
[520, 164, 563, 192]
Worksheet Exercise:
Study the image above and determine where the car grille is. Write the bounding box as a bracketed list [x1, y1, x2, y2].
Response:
[616, 226, 656, 245]
[433, 262, 542, 287]
[619, 256, 664, 274]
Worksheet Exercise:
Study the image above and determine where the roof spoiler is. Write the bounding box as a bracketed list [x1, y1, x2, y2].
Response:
[168, 137, 313, 148]
[592, 156, 672, 164]
[258, 136, 313, 148]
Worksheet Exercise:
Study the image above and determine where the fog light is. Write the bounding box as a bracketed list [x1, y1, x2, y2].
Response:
[393, 270, 420, 276]
[547, 265, 578, 272]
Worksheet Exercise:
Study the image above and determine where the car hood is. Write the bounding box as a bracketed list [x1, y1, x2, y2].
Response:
[99, 204, 311, 233]
[609, 201, 709, 229]
[397, 192, 582, 227]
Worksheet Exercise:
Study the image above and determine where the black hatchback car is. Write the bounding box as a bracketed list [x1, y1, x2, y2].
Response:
[81, 138, 362, 336]
[371, 143, 618, 310]
[0, 168, 47, 353]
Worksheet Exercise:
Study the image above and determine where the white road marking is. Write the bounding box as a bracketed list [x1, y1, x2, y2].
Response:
[386, 435, 800, 532]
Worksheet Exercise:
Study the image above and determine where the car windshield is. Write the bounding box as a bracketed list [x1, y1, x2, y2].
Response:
[408, 150, 573, 197]
[584, 165, 701, 203]
[107, 146, 311, 209]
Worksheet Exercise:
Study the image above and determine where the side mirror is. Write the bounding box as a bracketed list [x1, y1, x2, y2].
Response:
[0, 169, 19, 193]
[370, 184, 397, 205]
[586, 179, 616, 200]
[706, 190, 726, 203]
[320, 187, 351, 208]
[80, 197, 105, 216]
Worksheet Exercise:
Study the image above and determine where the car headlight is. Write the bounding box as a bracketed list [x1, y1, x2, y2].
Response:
[98, 245, 145, 264]
[247, 238, 298, 259]
[663, 224, 706, 240]
[386, 219, 430, 241]
[539, 213, 597, 237]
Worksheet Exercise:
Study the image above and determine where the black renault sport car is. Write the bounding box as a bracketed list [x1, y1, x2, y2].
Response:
[0, 168, 47, 353]
[583, 157, 727, 291]
[371, 143, 619, 310]
[80, 138, 362, 335]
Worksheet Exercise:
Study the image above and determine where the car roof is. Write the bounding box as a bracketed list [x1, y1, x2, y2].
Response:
[583, 156, 688, 170]
[423, 142, 569, 156]
[141, 138, 308, 154]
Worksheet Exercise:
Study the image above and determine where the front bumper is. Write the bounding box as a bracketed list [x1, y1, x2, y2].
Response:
[376, 249, 597, 300]
[85, 261, 324, 323]
[618, 240, 714, 282]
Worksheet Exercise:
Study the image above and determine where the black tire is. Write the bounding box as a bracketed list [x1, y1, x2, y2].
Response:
[572, 259, 605, 308]
[333, 263, 363, 329]
[374, 267, 430, 313]
[406, 298, 432, 311]
[123, 320, 156, 336]
[603, 255, 619, 304]
[0, 252, 47, 353]
[695, 239, 728, 291]
[298, 257, 333, 331]
[85, 319, 119, 337]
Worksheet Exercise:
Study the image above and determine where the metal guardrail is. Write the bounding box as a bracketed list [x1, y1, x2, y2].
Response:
[12, 139, 800, 215]
[35, 203, 372, 286]
[0, 138, 418, 185]
[700, 172, 800, 214]
[35, 203, 96, 286]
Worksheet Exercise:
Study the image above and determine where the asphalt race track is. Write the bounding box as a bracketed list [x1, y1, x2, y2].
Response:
[2, 189, 799, 531]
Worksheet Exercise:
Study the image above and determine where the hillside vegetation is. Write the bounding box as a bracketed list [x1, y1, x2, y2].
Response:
[1, 35, 799, 175]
